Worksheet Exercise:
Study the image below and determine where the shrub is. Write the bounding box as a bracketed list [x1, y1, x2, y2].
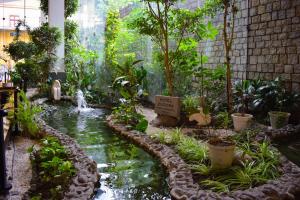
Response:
[28, 137, 76, 199]
[10, 91, 42, 138]
[182, 96, 199, 115]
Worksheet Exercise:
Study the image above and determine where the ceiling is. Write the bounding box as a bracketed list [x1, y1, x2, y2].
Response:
[2, 0, 40, 9]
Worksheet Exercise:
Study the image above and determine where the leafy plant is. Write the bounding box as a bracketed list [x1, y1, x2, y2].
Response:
[112, 103, 148, 132]
[129, 0, 220, 96]
[182, 96, 199, 115]
[4, 41, 37, 62]
[153, 128, 280, 192]
[214, 111, 232, 129]
[176, 137, 207, 163]
[40, 0, 79, 17]
[30, 23, 62, 56]
[29, 137, 76, 199]
[233, 80, 255, 115]
[193, 65, 226, 113]
[252, 78, 300, 118]
[10, 91, 42, 138]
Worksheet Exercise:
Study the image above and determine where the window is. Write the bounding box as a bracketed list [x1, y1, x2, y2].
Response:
[9, 15, 20, 27]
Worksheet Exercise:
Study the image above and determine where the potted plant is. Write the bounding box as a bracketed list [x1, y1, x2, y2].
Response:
[252, 78, 299, 129]
[268, 111, 290, 129]
[231, 80, 253, 131]
[268, 83, 299, 129]
[207, 137, 235, 169]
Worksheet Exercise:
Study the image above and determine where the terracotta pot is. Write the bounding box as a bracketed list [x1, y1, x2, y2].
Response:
[231, 113, 253, 132]
[268, 111, 290, 129]
[208, 139, 235, 169]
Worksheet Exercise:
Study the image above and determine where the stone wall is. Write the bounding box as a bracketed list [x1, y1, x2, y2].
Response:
[119, 0, 300, 91]
[179, 0, 300, 91]
[247, 0, 300, 91]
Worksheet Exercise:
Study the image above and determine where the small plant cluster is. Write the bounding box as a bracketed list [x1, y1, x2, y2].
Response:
[8, 90, 42, 138]
[182, 96, 199, 115]
[28, 137, 76, 199]
[111, 58, 148, 132]
[113, 104, 148, 132]
[152, 129, 281, 192]
[233, 78, 300, 120]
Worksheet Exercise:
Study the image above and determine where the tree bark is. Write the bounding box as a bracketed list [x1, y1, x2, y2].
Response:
[223, 1, 233, 113]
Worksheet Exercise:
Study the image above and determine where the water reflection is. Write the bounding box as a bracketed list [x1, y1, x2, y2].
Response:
[43, 102, 170, 200]
[276, 137, 300, 167]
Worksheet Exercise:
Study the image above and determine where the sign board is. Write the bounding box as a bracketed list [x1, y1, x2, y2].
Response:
[154, 95, 181, 119]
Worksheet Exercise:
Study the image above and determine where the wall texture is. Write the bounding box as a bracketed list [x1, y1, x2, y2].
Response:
[119, 0, 300, 91]
[180, 0, 300, 91]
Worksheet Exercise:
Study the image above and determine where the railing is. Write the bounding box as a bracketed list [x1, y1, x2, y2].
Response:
[0, 85, 20, 194]
[0, 109, 12, 194]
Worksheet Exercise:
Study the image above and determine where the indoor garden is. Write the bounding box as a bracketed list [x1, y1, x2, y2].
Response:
[0, 0, 300, 199]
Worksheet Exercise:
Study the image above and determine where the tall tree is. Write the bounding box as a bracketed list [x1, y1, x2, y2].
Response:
[222, 0, 237, 113]
[129, 0, 220, 96]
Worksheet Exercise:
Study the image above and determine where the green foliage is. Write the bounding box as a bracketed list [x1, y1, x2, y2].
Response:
[105, 10, 120, 71]
[12, 91, 42, 138]
[112, 103, 148, 132]
[253, 78, 300, 114]
[153, 128, 281, 192]
[200, 141, 280, 192]
[65, 45, 98, 94]
[112, 58, 147, 103]
[214, 111, 232, 129]
[29, 137, 76, 199]
[233, 80, 256, 114]
[128, 0, 221, 95]
[40, 0, 79, 17]
[5, 22, 62, 90]
[14, 60, 39, 83]
[111, 58, 148, 132]
[193, 65, 226, 113]
[4, 41, 37, 62]
[30, 23, 62, 54]
[182, 96, 199, 115]
[177, 137, 208, 163]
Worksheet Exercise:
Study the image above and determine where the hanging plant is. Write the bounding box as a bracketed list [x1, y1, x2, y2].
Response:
[40, 0, 79, 18]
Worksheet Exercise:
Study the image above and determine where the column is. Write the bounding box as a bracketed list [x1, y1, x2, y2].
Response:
[48, 0, 65, 76]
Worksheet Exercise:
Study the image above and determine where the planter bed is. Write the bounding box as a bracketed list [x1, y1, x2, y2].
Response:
[32, 118, 100, 200]
[107, 116, 300, 200]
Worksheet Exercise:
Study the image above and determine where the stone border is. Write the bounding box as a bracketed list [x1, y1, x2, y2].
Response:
[107, 116, 300, 200]
[37, 118, 100, 200]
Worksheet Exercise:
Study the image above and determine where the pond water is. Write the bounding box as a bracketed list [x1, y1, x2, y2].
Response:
[276, 136, 300, 167]
[43, 102, 170, 200]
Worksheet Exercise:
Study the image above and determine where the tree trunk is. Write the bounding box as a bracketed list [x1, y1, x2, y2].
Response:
[163, 3, 174, 96]
[223, 2, 233, 113]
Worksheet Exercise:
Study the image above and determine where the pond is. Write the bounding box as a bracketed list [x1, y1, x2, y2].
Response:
[43, 102, 170, 200]
[276, 136, 300, 167]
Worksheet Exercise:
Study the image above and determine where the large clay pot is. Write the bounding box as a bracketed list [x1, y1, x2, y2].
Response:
[208, 139, 235, 169]
[268, 111, 290, 129]
[231, 113, 253, 132]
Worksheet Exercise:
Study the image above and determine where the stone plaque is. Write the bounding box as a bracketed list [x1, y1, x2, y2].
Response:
[154, 95, 181, 119]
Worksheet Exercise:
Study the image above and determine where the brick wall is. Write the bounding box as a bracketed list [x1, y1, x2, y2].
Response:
[247, 0, 300, 91]
[181, 0, 300, 91]
[119, 0, 300, 91]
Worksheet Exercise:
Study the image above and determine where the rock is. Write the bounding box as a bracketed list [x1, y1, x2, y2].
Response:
[151, 115, 178, 127]
[78, 174, 88, 183]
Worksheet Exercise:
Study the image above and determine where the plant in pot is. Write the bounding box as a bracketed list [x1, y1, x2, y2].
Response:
[207, 136, 235, 169]
[253, 78, 300, 129]
[268, 86, 300, 129]
[231, 80, 254, 131]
